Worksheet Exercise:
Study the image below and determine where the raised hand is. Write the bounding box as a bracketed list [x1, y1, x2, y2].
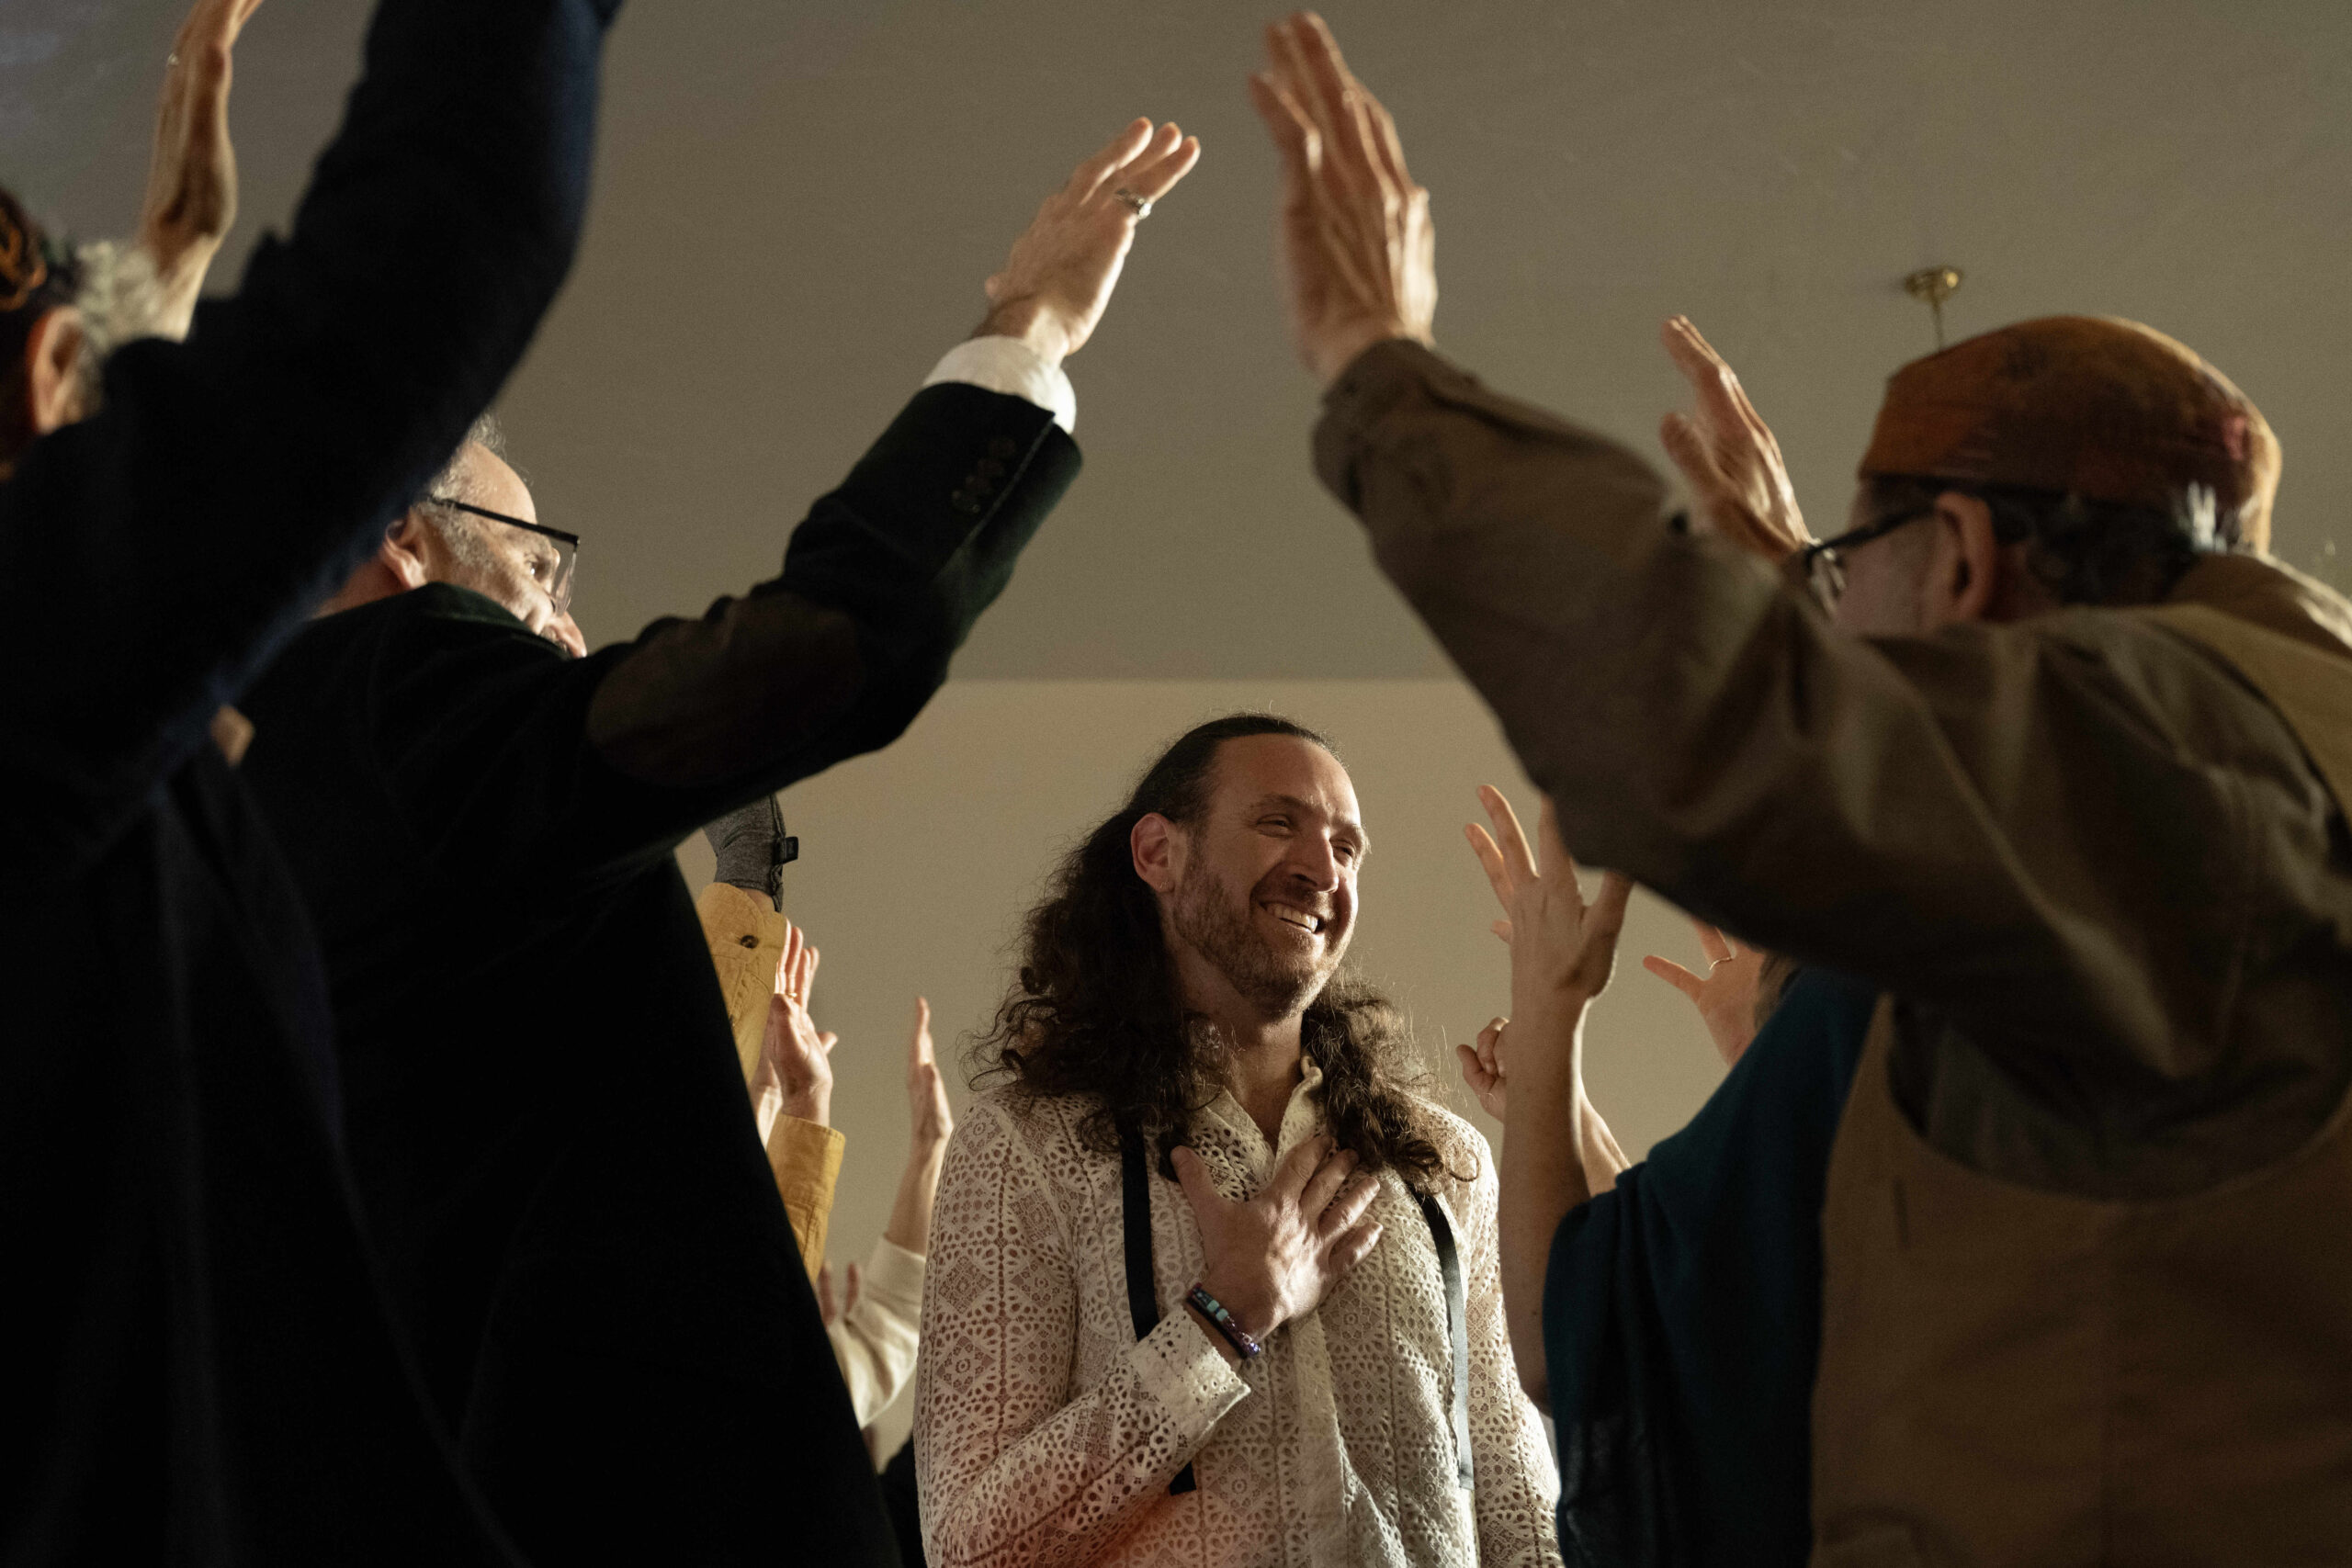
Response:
[1642, 919, 1769, 1068]
[1172, 1134, 1383, 1348]
[1455, 1016, 1510, 1121]
[762, 920, 837, 1126]
[979, 118, 1202, 367]
[1657, 316, 1812, 563]
[1474, 786, 1632, 1026]
[1477, 790, 1632, 1404]
[141, 0, 265, 337]
[1250, 12, 1437, 385]
[884, 995, 955, 1258]
[905, 997, 953, 1152]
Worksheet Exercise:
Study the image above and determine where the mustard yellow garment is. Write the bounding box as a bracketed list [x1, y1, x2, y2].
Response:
[696, 881, 841, 1282]
[767, 1114, 844, 1286]
[696, 881, 790, 1087]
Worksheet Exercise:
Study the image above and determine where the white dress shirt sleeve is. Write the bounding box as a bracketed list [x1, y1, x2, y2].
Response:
[923, 336, 1077, 436]
[826, 1236, 927, 1428]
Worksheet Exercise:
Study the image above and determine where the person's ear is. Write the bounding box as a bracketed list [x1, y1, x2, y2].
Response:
[1921, 491, 2000, 628]
[1132, 813, 1181, 895]
[24, 306, 87, 436]
[379, 509, 438, 590]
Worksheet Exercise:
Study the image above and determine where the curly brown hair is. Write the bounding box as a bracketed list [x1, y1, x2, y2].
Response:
[972, 714, 1458, 1189]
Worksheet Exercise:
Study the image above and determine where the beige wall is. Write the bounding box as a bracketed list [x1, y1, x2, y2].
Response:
[677, 676, 1732, 1459]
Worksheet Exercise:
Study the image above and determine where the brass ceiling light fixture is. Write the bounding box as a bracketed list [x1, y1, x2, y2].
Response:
[1905, 265, 1964, 349]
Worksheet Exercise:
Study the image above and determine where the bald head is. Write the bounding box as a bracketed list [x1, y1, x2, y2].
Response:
[321, 433, 585, 657]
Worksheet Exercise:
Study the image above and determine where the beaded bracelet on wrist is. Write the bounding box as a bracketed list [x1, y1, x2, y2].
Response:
[1187, 1283, 1264, 1359]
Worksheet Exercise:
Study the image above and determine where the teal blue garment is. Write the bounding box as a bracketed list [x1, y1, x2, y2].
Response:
[1544, 968, 1882, 1567]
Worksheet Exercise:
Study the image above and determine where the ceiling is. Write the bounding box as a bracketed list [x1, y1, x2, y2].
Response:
[11, 0, 2349, 676]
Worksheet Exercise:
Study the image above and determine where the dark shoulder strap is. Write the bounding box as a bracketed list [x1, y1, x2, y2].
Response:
[1120, 1127, 1197, 1496]
[1417, 1189, 1475, 1491]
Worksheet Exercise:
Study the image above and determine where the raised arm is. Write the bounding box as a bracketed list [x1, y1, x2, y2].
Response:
[356, 125, 1203, 881]
[1475, 791, 1632, 1407]
[822, 996, 954, 1427]
[580, 121, 1198, 800]
[137, 0, 259, 338]
[0, 0, 620, 867]
[1260, 15, 2254, 1072]
[1455, 787, 1631, 1202]
[886, 997, 953, 1256]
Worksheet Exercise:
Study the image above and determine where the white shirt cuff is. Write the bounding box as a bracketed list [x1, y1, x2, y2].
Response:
[858, 1235, 926, 1318]
[1132, 1311, 1250, 1436]
[923, 336, 1077, 435]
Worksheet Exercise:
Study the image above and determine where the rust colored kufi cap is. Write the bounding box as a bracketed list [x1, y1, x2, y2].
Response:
[1859, 316, 2280, 549]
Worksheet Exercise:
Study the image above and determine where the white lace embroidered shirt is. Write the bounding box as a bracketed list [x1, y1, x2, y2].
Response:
[914, 1058, 1561, 1567]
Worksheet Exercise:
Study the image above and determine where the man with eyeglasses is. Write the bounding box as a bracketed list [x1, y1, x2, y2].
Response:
[1256, 16, 2352, 1565]
[316, 418, 585, 654]
[234, 119, 1200, 1567]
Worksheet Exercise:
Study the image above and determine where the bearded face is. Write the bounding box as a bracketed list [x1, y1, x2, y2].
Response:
[1139, 732, 1366, 1024]
[1168, 829, 1354, 1021]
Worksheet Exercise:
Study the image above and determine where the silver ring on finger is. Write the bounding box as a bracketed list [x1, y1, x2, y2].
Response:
[1112, 187, 1152, 220]
[166, 51, 181, 67]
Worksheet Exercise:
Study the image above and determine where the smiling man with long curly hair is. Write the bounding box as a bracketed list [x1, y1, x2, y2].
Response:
[914, 714, 1561, 1568]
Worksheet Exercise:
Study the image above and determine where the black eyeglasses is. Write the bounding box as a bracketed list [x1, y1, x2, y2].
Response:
[428, 495, 581, 613]
[1794, 506, 1936, 606]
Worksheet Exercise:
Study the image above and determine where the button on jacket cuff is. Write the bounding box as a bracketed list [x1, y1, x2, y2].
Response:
[695, 881, 788, 1087]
